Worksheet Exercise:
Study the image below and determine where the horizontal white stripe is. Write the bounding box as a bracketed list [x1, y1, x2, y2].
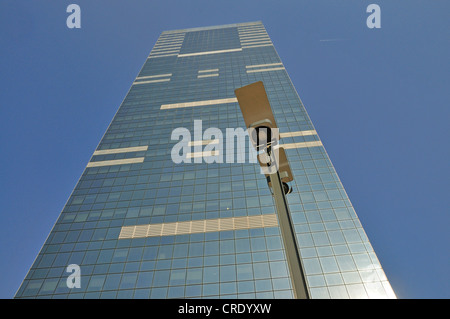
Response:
[152, 46, 181, 52]
[238, 22, 262, 26]
[238, 26, 264, 30]
[118, 214, 278, 239]
[178, 48, 242, 58]
[238, 27, 265, 31]
[155, 40, 184, 46]
[87, 157, 145, 168]
[241, 41, 272, 47]
[133, 78, 170, 85]
[147, 53, 178, 59]
[239, 32, 266, 36]
[246, 66, 285, 73]
[158, 35, 185, 40]
[246, 62, 282, 69]
[239, 33, 267, 38]
[240, 35, 270, 41]
[238, 23, 263, 27]
[160, 37, 184, 41]
[188, 139, 220, 146]
[280, 130, 317, 138]
[152, 46, 182, 52]
[242, 44, 274, 49]
[160, 31, 185, 35]
[240, 37, 271, 43]
[197, 73, 219, 78]
[238, 25, 264, 28]
[239, 31, 267, 35]
[150, 50, 180, 56]
[161, 97, 238, 110]
[150, 47, 181, 55]
[93, 146, 148, 155]
[136, 73, 172, 80]
[240, 39, 270, 44]
[154, 41, 183, 47]
[186, 150, 219, 158]
[158, 35, 184, 39]
[151, 47, 181, 52]
[282, 141, 323, 149]
[157, 36, 184, 40]
[198, 69, 219, 73]
[238, 30, 266, 36]
[238, 24, 264, 28]
[161, 30, 185, 35]
[239, 31, 266, 35]
[152, 45, 182, 51]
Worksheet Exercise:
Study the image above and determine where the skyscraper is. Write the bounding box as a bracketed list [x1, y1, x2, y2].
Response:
[15, 21, 396, 299]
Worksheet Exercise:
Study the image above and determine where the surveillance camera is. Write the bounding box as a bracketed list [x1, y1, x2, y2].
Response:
[260, 147, 294, 195]
[248, 121, 279, 152]
[266, 175, 293, 195]
[235, 81, 294, 194]
[234, 81, 281, 152]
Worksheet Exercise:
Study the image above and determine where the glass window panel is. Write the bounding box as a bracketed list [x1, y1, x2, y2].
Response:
[328, 231, 346, 245]
[328, 285, 349, 299]
[204, 266, 219, 283]
[319, 256, 339, 273]
[136, 271, 154, 288]
[220, 240, 235, 254]
[150, 287, 167, 298]
[309, 287, 330, 299]
[238, 281, 255, 293]
[303, 258, 322, 275]
[252, 262, 270, 280]
[203, 283, 219, 296]
[169, 269, 186, 285]
[343, 229, 362, 243]
[220, 265, 236, 282]
[39, 279, 59, 294]
[272, 278, 290, 290]
[346, 284, 368, 299]
[220, 282, 237, 295]
[324, 273, 343, 286]
[87, 275, 106, 291]
[336, 255, 357, 272]
[250, 237, 266, 251]
[312, 232, 330, 246]
[119, 273, 137, 289]
[269, 261, 288, 278]
[103, 274, 121, 290]
[185, 285, 202, 297]
[189, 243, 204, 257]
[353, 253, 374, 270]
[342, 271, 362, 285]
[152, 270, 170, 287]
[236, 264, 253, 281]
[168, 286, 184, 298]
[235, 239, 250, 253]
[186, 268, 202, 285]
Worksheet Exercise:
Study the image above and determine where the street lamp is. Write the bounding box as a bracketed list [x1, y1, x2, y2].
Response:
[261, 147, 293, 195]
[235, 81, 309, 299]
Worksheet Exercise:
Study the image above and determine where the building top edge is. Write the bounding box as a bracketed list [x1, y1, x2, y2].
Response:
[161, 21, 263, 34]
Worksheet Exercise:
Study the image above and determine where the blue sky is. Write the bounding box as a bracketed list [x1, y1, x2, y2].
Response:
[0, 0, 448, 299]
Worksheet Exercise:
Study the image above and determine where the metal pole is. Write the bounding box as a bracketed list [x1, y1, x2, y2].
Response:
[269, 168, 310, 299]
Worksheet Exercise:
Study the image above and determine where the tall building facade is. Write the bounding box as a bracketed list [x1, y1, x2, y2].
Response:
[15, 22, 396, 299]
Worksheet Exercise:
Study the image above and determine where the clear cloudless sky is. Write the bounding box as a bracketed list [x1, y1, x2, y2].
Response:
[0, 0, 448, 299]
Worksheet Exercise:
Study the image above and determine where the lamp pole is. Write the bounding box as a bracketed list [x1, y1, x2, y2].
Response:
[267, 151, 309, 299]
[234, 81, 310, 299]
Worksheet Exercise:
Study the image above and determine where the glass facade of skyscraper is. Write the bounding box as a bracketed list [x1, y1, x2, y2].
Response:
[15, 22, 396, 299]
